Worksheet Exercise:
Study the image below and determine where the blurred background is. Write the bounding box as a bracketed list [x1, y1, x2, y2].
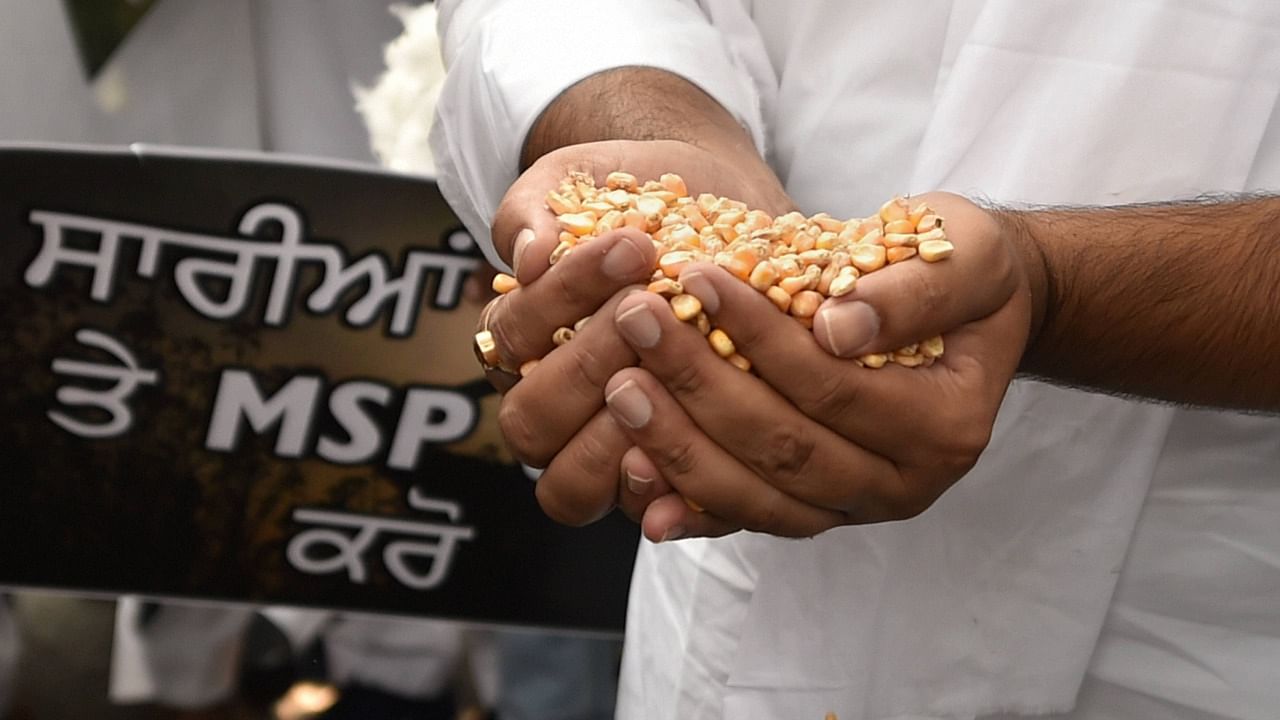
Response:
[0, 1, 623, 718]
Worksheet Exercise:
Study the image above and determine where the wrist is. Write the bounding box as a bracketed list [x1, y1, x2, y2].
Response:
[988, 207, 1053, 371]
[521, 66, 761, 170]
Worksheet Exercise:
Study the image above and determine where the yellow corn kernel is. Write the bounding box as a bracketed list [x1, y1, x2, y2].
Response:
[552, 326, 575, 346]
[623, 208, 650, 231]
[748, 260, 779, 292]
[766, 285, 792, 313]
[727, 353, 752, 372]
[921, 335, 945, 358]
[743, 210, 772, 233]
[884, 218, 916, 235]
[719, 248, 758, 281]
[549, 240, 574, 265]
[715, 208, 746, 227]
[659, 250, 697, 278]
[668, 224, 701, 248]
[605, 171, 638, 192]
[828, 267, 858, 297]
[670, 293, 703, 321]
[491, 273, 520, 294]
[582, 201, 614, 216]
[886, 246, 918, 264]
[879, 196, 909, 223]
[858, 227, 884, 246]
[647, 278, 684, 297]
[789, 290, 824, 319]
[708, 329, 736, 358]
[602, 189, 631, 209]
[817, 263, 838, 295]
[918, 239, 954, 262]
[680, 203, 710, 231]
[915, 214, 942, 232]
[597, 209, 625, 234]
[907, 202, 931, 227]
[798, 249, 832, 267]
[849, 245, 886, 273]
[696, 193, 721, 216]
[859, 352, 888, 369]
[557, 212, 596, 237]
[695, 311, 712, 336]
[811, 213, 845, 233]
[660, 173, 688, 197]
[893, 352, 924, 368]
[545, 190, 578, 215]
[778, 274, 810, 295]
[635, 194, 668, 217]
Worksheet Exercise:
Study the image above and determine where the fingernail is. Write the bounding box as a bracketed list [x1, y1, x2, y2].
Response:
[512, 228, 535, 276]
[659, 525, 686, 543]
[606, 379, 652, 429]
[678, 270, 719, 314]
[616, 303, 661, 349]
[626, 470, 654, 495]
[815, 301, 880, 357]
[601, 235, 648, 280]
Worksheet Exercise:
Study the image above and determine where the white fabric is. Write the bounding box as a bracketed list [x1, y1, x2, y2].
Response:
[0, 0, 399, 162]
[358, 2, 448, 176]
[431, 0, 768, 271]
[108, 598, 255, 709]
[429, 1, 1280, 718]
[322, 615, 464, 699]
[0, 601, 18, 717]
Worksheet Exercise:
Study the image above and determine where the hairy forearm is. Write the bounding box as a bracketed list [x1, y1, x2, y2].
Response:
[521, 66, 765, 174]
[1011, 196, 1280, 410]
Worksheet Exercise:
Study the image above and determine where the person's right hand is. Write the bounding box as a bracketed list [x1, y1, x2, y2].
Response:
[480, 139, 792, 525]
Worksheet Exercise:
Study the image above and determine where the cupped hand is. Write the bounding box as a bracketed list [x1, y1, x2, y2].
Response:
[604, 192, 1037, 542]
[479, 139, 793, 525]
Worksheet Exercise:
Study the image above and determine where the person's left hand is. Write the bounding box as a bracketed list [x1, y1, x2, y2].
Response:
[603, 193, 1036, 542]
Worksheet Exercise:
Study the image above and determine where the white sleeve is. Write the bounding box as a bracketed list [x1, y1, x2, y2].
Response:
[430, 0, 768, 270]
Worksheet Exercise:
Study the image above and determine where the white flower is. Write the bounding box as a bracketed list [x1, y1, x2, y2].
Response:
[357, 3, 445, 176]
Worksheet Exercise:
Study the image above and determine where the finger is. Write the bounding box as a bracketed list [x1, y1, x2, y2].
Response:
[615, 445, 675, 525]
[676, 263, 960, 463]
[498, 286, 639, 467]
[812, 195, 1017, 357]
[485, 230, 655, 371]
[491, 163, 569, 283]
[640, 492, 740, 544]
[604, 366, 847, 536]
[533, 409, 630, 527]
[611, 292, 911, 519]
[491, 149, 659, 284]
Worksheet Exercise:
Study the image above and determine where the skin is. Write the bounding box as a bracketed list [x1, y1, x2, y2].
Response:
[478, 66, 1280, 542]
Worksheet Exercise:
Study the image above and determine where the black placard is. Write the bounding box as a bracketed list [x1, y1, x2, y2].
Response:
[0, 145, 636, 634]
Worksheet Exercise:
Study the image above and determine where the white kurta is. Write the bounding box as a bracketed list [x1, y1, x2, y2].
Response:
[431, 1, 1280, 718]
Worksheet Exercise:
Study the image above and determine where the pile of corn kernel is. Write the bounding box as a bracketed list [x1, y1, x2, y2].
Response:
[487, 171, 954, 374]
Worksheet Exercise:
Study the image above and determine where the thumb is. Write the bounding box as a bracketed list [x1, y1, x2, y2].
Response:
[812, 195, 1017, 357]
